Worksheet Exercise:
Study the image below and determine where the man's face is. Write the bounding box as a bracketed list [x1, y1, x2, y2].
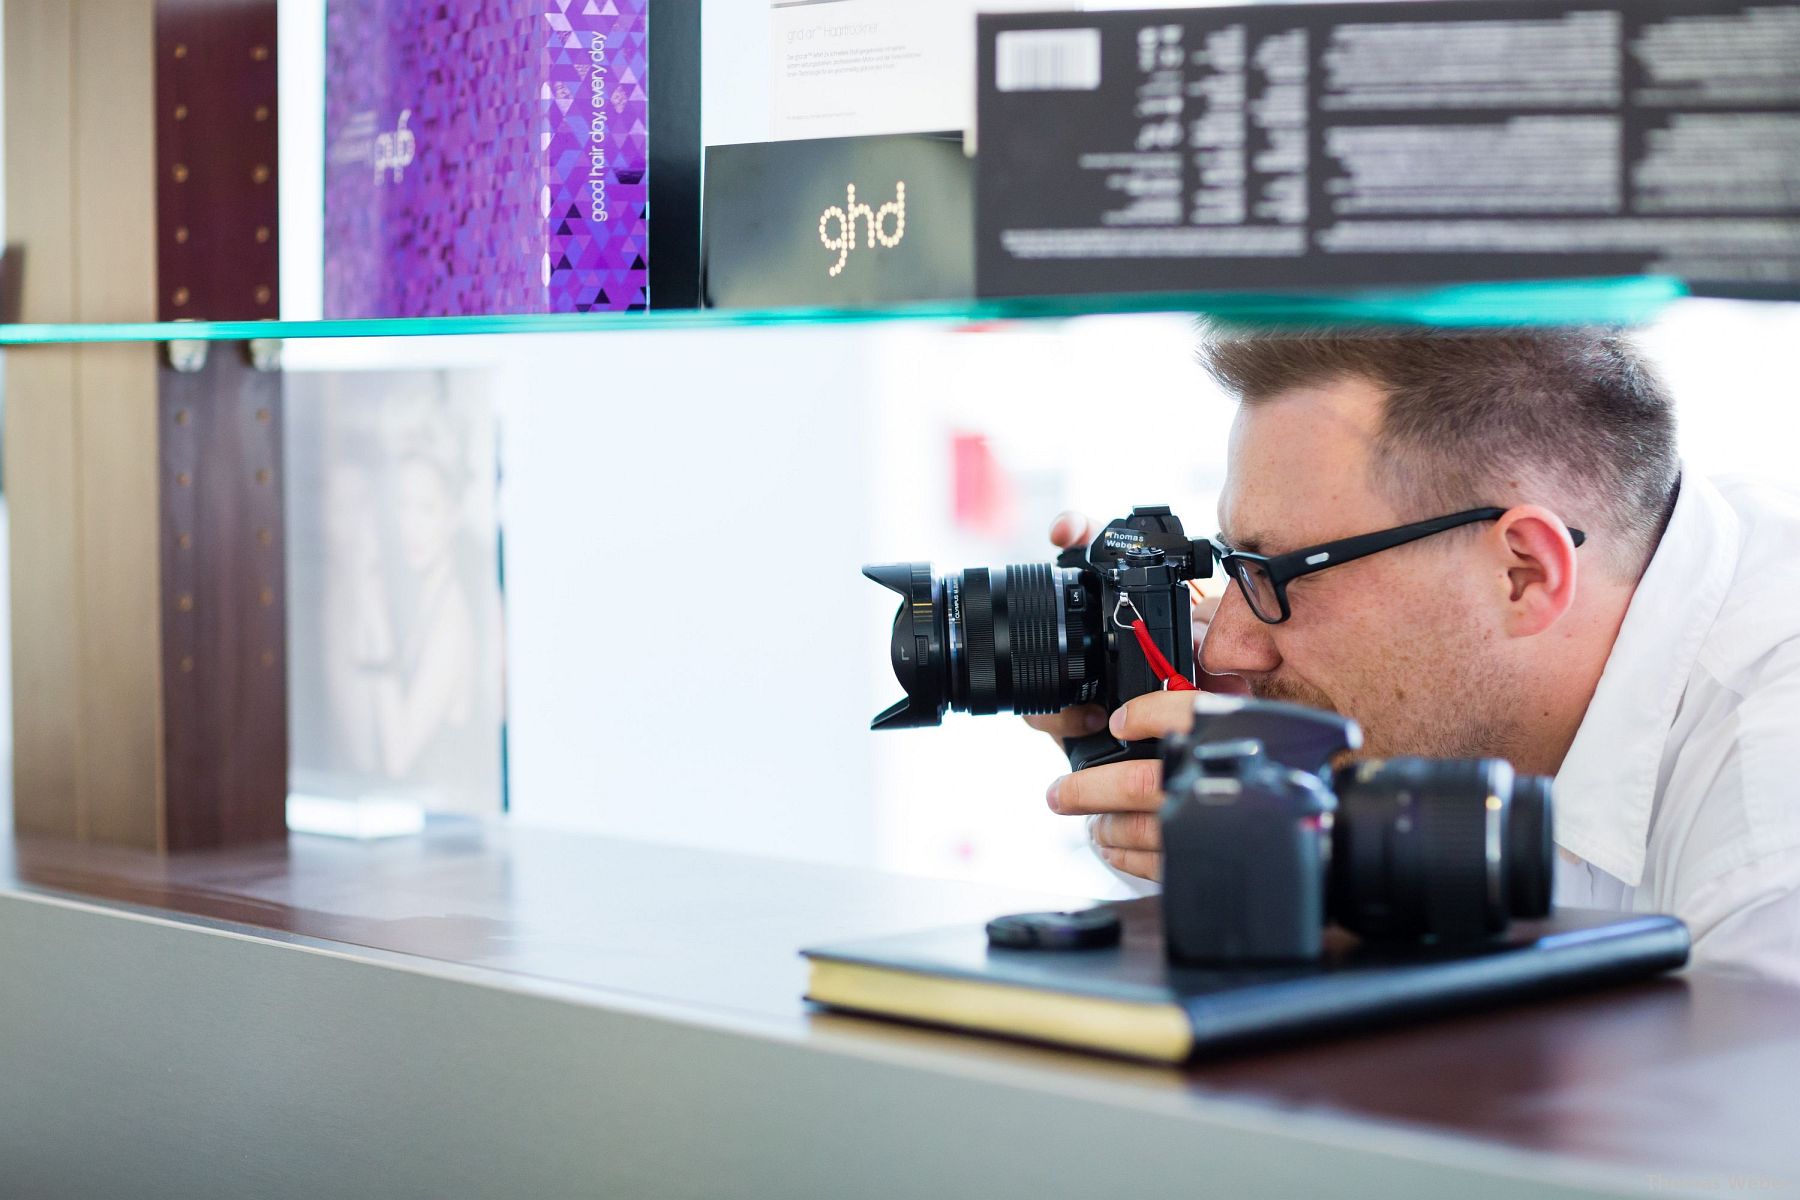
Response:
[1202, 375, 1518, 760]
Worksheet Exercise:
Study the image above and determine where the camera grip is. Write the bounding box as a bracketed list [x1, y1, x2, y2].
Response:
[1064, 731, 1162, 772]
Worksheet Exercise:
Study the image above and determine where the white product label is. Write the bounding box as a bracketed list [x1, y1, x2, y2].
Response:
[995, 29, 1101, 93]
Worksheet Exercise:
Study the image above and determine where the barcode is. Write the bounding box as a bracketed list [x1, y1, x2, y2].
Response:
[995, 29, 1102, 93]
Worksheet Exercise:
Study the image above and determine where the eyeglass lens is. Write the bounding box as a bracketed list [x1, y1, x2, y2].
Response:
[1229, 558, 1283, 623]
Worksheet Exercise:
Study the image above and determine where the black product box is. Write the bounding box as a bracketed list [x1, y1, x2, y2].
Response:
[648, 0, 704, 310]
[976, 2, 1800, 300]
[703, 133, 974, 308]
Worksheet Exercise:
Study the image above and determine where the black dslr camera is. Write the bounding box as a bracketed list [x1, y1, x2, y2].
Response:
[1159, 697, 1554, 962]
[864, 506, 1212, 770]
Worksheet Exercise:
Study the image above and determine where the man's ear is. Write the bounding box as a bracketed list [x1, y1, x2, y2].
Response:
[1491, 505, 1581, 638]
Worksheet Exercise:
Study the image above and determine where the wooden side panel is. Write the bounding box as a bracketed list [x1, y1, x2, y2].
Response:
[6, 0, 88, 838]
[159, 352, 287, 849]
[153, 0, 287, 848]
[74, 347, 165, 849]
[155, 0, 280, 321]
[6, 350, 82, 839]
[6, 0, 288, 850]
[3, 0, 75, 322]
[79, 0, 161, 323]
[72, 0, 166, 848]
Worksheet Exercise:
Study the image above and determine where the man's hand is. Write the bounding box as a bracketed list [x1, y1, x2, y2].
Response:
[1024, 510, 1247, 882]
[1046, 693, 1197, 880]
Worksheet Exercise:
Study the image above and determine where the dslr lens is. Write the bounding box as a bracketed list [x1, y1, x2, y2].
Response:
[864, 562, 1103, 730]
[1328, 757, 1552, 943]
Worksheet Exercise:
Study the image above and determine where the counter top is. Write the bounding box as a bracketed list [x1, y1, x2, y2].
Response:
[3, 821, 1796, 1199]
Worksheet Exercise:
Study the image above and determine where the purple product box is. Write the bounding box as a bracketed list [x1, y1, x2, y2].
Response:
[325, 0, 650, 317]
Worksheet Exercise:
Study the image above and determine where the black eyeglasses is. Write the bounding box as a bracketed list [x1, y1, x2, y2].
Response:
[1211, 507, 1587, 625]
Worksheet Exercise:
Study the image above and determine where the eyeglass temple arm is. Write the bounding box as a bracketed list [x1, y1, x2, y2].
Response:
[1267, 508, 1585, 578]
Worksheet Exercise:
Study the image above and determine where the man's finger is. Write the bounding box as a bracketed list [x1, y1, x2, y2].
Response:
[1089, 811, 1161, 854]
[1106, 691, 1201, 742]
[1047, 758, 1163, 815]
[1023, 706, 1107, 745]
[1098, 845, 1163, 883]
[1048, 510, 1096, 550]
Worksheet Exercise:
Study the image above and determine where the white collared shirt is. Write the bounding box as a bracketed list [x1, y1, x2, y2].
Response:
[1554, 470, 1800, 986]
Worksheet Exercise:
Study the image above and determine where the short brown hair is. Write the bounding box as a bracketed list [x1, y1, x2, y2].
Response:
[1196, 326, 1680, 577]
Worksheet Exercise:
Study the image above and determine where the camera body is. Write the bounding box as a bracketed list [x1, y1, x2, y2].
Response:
[1159, 698, 1555, 963]
[865, 505, 1213, 771]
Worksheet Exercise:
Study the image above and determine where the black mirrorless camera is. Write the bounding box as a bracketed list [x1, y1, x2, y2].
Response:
[864, 505, 1211, 771]
[1158, 696, 1552, 962]
[866, 506, 1556, 963]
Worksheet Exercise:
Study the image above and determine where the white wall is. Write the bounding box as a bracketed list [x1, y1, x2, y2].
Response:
[497, 324, 882, 866]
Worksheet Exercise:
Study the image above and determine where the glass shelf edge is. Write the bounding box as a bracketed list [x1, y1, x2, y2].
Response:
[0, 277, 1689, 345]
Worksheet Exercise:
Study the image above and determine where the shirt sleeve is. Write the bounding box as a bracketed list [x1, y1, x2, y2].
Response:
[1680, 847, 1800, 988]
[1668, 639, 1800, 985]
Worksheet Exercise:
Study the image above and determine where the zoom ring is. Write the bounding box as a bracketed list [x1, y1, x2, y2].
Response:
[962, 570, 999, 715]
[1004, 564, 1063, 714]
[1418, 791, 1497, 940]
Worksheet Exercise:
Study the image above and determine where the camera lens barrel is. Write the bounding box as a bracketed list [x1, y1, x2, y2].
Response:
[866, 560, 1103, 728]
[1001, 564, 1068, 715]
[1505, 774, 1554, 918]
[1329, 757, 1551, 943]
[953, 564, 1095, 717]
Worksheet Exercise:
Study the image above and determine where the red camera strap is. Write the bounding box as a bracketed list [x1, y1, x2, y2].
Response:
[1130, 619, 1196, 692]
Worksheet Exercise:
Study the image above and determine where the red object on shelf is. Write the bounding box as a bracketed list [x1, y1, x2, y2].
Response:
[950, 431, 1015, 538]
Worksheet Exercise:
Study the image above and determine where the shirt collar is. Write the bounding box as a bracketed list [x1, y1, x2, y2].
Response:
[1554, 470, 1740, 886]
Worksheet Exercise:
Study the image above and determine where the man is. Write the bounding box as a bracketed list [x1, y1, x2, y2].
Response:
[1031, 327, 1800, 984]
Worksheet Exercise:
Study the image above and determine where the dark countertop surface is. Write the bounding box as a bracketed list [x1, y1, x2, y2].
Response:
[5, 820, 1798, 1192]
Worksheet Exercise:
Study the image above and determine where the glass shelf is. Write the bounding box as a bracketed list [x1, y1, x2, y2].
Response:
[0, 277, 1688, 345]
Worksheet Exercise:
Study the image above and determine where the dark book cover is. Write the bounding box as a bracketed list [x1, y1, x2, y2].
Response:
[806, 898, 1690, 1062]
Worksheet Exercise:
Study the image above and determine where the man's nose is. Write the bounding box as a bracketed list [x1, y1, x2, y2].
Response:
[1201, 583, 1282, 677]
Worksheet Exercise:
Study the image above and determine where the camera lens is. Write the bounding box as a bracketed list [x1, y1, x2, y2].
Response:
[1328, 757, 1552, 943]
[864, 561, 1103, 729]
[1505, 774, 1554, 919]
